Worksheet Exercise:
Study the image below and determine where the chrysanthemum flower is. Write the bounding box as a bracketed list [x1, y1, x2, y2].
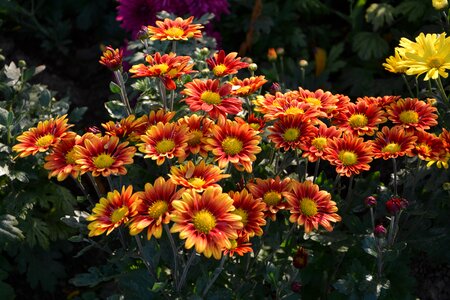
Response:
[410, 129, 442, 161]
[129, 109, 176, 141]
[169, 160, 230, 192]
[333, 93, 351, 117]
[44, 132, 82, 181]
[102, 114, 147, 142]
[130, 52, 195, 90]
[128, 177, 185, 239]
[182, 79, 242, 119]
[74, 134, 136, 177]
[333, 101, 387, 136]
[99, 46, 123, 71]
[87, 185, 141, 237]
[397, 32, 450, 80]
[206, 50, 249, 77]
[267, 115, 317, 151]
[171, 187, 243, 259]
[285, 180, 341, 233]
[228, 189, 266, 237]
[297, 87, 339, 117]
[301, 124, 342, 162]
[426, 147, 450, 169]
[147, 16, 203, 41]
[138, 122, 189, 166]
[13, 115, 73, 158]
[262, 96, 325, 122]
[372, 126, 417, 160]
[223, 232, 253, 257]
[324, 134, 373, 177]
[229, 76, 267, 97]
[247, 176, 292, 221]
[176, 114, 214, 158]
[204, 119, 261, 172]
[386, 98, 438, 132]
[383, 49, 407, 74]
[235, 114, 266, 133]
[357, 96, 401, 109]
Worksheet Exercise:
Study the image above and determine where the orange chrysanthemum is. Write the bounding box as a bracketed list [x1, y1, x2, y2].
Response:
[386, 98, 438, 132]
[138, 122, 189, 166]
[357, 96, 401, 109]
[297, 87, 340, 118]
[223, 232, 253, 257]
[206, 50, 249, 77]
[13, 115, 73, 158]
[228, 189, 266, 237]
[324, 134, 373, 177]
[182, 79, 242, 119]
[130, 52, 195, 90]
[440, 128, 450, 152]
[372, 126, 417, 160]
[128, 177, 185, 240]
[102, 114, 147, 142]
[74, 134, 136, 177]
[247, 176, 292, 221]
[87, 185, 141, 237]
[204, 118, 261, 173]
[239, 114, 266, 132]
[410, 129, 442, 161]
[267, 115, 317, 151]
[147, 16, 203, 41]
[129, 109, 176, 141]
[301, 124, 342, 162]
[44, 132, 82, 181]
[169, 160, 230, 192]
[285, 180, 341, 233]
[333, 101, 387, 136]
[171, 187, 243, 259]
[176, 114, 214, 158]
[99, 46, 123, 71]
[229, 76, 267, 97]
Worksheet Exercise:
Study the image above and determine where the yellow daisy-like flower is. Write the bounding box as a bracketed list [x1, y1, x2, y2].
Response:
[383, 49, 408, 74]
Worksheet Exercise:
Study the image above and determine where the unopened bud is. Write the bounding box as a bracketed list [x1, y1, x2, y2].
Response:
[200, 47, 210, 56]
[292, 247, 308, 269]
[299, 59, 308, 68]
[243, 57, 253, 64]
[276, 47, 285, 56]
[364, 196, 377, 208]
[443, 182, 450, 191]
[248, 63, 258, 72]
[385, 196, 408, 215]
[18, 60, 27, 68]
[291, 281, 302, 293]
[267, 48, 277, 61]
[137, 26, 149, 40]
[269, 82, 281, 95]
[374, 224, 387, 238]
[201, 68, 210, 75]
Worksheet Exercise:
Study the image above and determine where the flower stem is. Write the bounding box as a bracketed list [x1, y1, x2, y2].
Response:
[72, 176, 95, 206]
[113, 70, 132, 116]
[370, 207, 375, 232]
[158, 79, 168, 112]
[87, 173, 102, 199]
[106, 176, 115, 191]
[392, 158, 398, 196]
[134, 235, 157, 280]
[164, 224, 178, 287]
[435, 77, 449, 104]
[401, 74, 415, 98]
[313, 158, 320, 183]
[177, 250, 196, 292]
[202, 255, 227, 297]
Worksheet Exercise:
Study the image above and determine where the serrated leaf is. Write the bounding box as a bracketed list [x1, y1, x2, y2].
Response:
[352, 32, 389, 60]
[25, 218, 50, 249]
[365, 3, 395, 31]
[0, 214, 24, 243]
[395, 0, 428, 23]
[109, 81, 122, 94]
[105, 100, 128, 119]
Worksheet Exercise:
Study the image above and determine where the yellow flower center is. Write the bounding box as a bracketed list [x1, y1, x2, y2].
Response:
[213, 64, 228, 76]
[228, 239, 238, 250]
[148, 200, 169, 219]
[399, 110, 419, 124]
[36, 134, 54, 147]
[188, 130, 203, 146]
[382, 143, 401, 153]
[93, 153, 115, 168]
[250, 123, 261, 131]
[164, 27, 184, 38]
[154, 63, 169, 74]
[312, 137, 327, 150]
[338, 150, 358, 166]
[156, 139, 175, 153]
[65, 148, 77, 164]
[233, 208, 248, 226]
[221, 137, 243, 155]
[348, 113, 368, 128]
[193, 209, 216, 234]
[428, 56, 444, 68]
[300, 198, 318, 217]
[200, 91, 222, 105]
[188, 177, 206, 188]
[285, 107, 305, 115]
[305, 97, 322, 106]
[263, 191, 282, 206]
[111, 206, 129, 223]
[283, 128, 300, 142]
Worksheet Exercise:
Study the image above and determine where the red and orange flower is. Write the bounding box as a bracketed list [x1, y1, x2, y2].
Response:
[129, 109, 176, 140]
[128, 177, 185, 240]
[229, 76, 267, 97]
[13, 115, 73, 158]
[176, 114, 214, 158]
[147, 16, 203, 41]
[357, 95, 401, 109]
[44, 132, 81, 181]
[206, 50, 249, 77]
[223, 232, 253, 257]
[411, 130, 442, 161]
[169, 160, 230, 192]
[87, 185, 141, 237]
[285, 180, 341, 233]
[386, 98, 438, 132]
[170, 186, 243, 259]
[74, 134, 136, 177]
[298, 87, 340, 118]
[102, 114, 147, 142]
[334, 101, 387, 136]
[267, 114, 316, 151]
[99, 46, 123, 71]
[301, 124, 342, 162]
[182, 79, 242, 119]
[204, 119, 261, 172]
[228, 189, 266, 237]
[324, 134, 373, 177]
[138, 122, 188, 166]
[247, 176, 292, 221]
[372, 126, 417, 160]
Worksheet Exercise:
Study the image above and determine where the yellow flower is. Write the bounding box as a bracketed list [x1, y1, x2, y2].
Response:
[432, 0, 448, 10]
[383, 49, 407, 73]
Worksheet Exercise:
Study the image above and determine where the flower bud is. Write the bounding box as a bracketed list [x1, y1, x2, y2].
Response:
[291, 281, 302, 293]
[18, 60, 27, 68]
[99, 46, 123, 71]
[269, 82, 281, 95]
[385, 196, 408, 215]
[267, 48, 277, 61]
[276, 47, 285, 56]
[432, 0, 448, 10]
[374, 224, 387, 238]
[292, 247, 308, 269]
[199, 47, 210, 56]
[243, 57, 253, 64]
[298, 59, 308, 68]
[137, 26, 149, 40]
[248, 63, 258, 72]
[364, 196, 377, 208]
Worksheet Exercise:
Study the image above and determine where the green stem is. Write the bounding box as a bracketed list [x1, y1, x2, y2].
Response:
[370, 207, 375, 232]
[202, 255, 227, 297]
[177, 250, 196, 292]
[158, 79, 168, 112]
[134, 235, 157, 279]
[106, 176, 115, 191]
[392, 158, 398, 196]
[272, 61, 280, 82]
[170, 89, 175, 111]
[87, 173, 102, 199]
[343, 175, 354, 213]
[113, 70, 132, 116]
[313, 158, 320, 183]
[435, 77, 449, 104]
[164, 224, 179, 287]
[401, 74, 414, 98]
[72, 176, 94, 206]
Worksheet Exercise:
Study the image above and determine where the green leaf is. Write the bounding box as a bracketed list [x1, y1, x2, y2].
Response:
[69, 106, 88, 123]
[362, 236, 378, 257]
[24, 218, 50, 249]
[4, 62, 20, 85]
[25, 248, 66, 291]
[0, 214, 24, 244]
[352, 32, 389, 61]
[0, 108, 9, 126]
[105, 100, 127, 119]
[395, 0, 429, 23]
[39, 89, 52, 107]
[109, 81, 122, 94]
[365, 3, 395, 31]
